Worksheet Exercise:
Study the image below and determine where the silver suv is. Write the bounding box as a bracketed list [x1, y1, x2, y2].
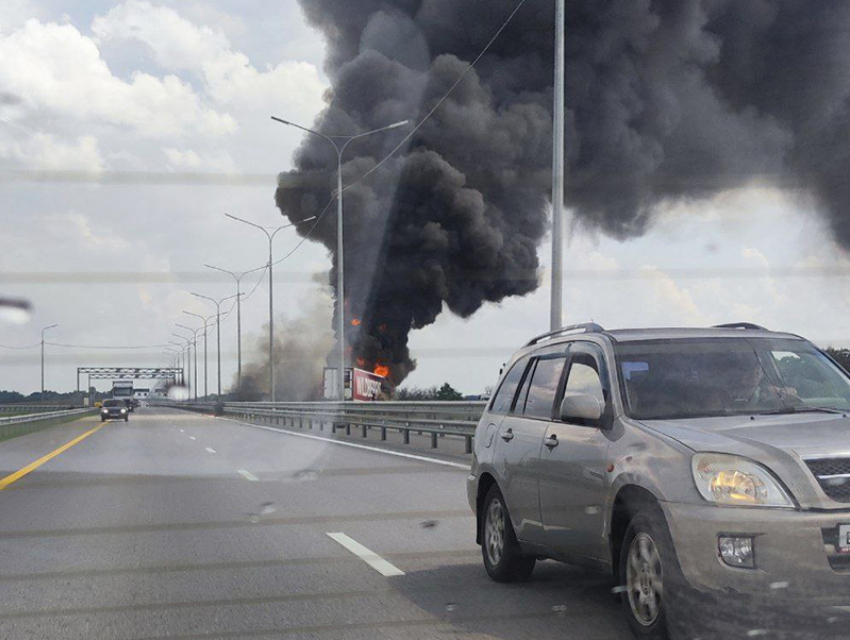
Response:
[468, 323, 850, 638]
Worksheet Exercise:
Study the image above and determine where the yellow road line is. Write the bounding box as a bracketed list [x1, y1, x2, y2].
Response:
[0, 421, 107, 491]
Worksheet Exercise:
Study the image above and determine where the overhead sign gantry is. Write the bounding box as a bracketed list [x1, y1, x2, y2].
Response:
[76, 367, 183, 392]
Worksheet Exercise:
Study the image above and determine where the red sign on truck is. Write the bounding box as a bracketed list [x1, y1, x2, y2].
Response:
[323, 367, 386, 401]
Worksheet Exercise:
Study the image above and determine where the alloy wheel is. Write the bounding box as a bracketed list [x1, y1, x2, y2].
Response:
[626, 531, 664, 627]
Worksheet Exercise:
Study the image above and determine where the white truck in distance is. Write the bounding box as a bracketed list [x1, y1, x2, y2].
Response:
[112, 380, 135, 411]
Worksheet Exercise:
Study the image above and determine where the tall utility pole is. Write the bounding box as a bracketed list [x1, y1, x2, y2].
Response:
[190, 293, 238, 399]
[224, 215, 315, 401]
[204, 264, 265, 391]
[183, 310, 213, 398]
[550, 0, 566, 331]
[176, 324, 201, 401]
[270, 115, 409, 400]
[40, 323, 58, 401]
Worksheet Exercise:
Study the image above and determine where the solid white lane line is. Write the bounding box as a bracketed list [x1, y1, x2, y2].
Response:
[326, 532, 405, 577]
[238, 469, 259, 482]
[205, 447, 217, 454]
[224, 419, 468, 470]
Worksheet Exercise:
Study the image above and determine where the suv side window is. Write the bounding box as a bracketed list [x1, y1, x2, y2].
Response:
[522, 356, 568, 419]
[564, 360, 604, 404]
[561, 342, 609, 406]
[490, 357, 530, 414]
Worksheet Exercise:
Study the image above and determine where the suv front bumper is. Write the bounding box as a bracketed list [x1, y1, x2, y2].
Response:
[662, 501, 850, 606]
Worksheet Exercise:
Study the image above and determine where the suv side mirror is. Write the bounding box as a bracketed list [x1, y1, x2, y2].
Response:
[560, 393, 603, 425]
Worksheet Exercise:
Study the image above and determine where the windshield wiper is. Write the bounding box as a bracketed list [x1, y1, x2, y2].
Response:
[757, 406, 847, 416]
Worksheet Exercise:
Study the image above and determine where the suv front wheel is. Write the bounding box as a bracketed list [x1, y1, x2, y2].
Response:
[481, 485, 535, 582]
[619, 509, 684, 639]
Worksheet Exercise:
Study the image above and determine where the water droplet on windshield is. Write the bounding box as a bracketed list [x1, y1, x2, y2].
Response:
[294, 470, 319, 482]
[551, 604, 568, 617]
[611, 585, 628, 594]
[168, 386, 190, 401]
[421, 520, 438, 529]
[259, 502, 276, 515]
[444, 603, 458, 612]
[0, 298, 32, 325]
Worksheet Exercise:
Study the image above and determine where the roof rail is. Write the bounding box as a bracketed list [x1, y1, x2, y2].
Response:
[525, 322, 605, 347]
[713, 322, 768, 331]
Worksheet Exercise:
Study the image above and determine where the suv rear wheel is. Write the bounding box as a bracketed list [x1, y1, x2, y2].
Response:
[481, 485, 535, 582]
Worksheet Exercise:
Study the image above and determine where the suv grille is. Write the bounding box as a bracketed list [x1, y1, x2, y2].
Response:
[805, 458, 850, 503]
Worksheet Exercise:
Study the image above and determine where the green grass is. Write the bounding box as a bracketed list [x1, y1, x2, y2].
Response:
[0, 410, 98, 444]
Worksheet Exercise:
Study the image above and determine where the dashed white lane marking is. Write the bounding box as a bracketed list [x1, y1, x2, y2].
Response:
[326, 532, 404, 577]
[188, 436, 197, 441]
[224, 419, 468, 470]
[205, 447, 217, 454]
[238, 469, 258, 482]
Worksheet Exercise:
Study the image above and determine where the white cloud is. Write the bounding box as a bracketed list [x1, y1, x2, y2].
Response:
[47, 212, 130, 252]
[91, 1, 325, 113]
[162, 146, 236, 172]
[0, 18, 235, 137]
[0, 132, 103, 171]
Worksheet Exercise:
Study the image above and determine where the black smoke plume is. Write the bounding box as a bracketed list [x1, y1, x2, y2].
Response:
[276, 0, 850, 385]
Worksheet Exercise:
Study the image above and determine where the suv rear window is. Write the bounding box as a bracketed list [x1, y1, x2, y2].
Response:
[521, 356, 567, 419]
[490, 357, 529, 414]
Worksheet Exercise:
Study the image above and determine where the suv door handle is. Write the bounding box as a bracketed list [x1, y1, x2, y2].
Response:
[501, 429, 514, 442]
[544, 434, 559, 449]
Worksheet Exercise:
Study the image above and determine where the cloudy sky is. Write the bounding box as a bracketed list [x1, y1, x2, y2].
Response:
[2, 0, 850, 397]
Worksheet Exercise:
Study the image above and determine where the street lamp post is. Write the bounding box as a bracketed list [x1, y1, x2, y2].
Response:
[190, 293, 238, 399]
[204, 264, 265, 391]
[551, 0, 565, 331]
[270, 116, 409, 400]
[40, 323, 58, 401]
[224, 215, 316, 401]
[164, 347, 180, 385]
[183, 311, 214, 398]
[176, 324, 201, 401]
[167, 340, 187, 386]
[172, 333, 193, 396]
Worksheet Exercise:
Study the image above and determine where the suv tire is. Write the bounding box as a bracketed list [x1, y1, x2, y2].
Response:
[619, 509, 683, 639]
[481, 485, 535, 582]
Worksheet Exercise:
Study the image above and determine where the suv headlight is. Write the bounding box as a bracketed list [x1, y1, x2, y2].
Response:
[692, 453, 794, 508]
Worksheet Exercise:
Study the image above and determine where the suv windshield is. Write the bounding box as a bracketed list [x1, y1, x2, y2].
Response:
[103, 400, 123, 407]
[616, 338, 850, 420]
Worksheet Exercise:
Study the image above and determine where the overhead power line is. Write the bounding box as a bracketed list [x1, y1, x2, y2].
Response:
[0, 342, 40, 350]
[45, 341, 172, 350]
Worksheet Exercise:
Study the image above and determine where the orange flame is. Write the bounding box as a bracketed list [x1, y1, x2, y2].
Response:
[373, 364, 390, 378]
[351, 318, 361, 326]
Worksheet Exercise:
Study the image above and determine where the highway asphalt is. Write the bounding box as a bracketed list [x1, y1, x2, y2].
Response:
[0, 406, 632, 640]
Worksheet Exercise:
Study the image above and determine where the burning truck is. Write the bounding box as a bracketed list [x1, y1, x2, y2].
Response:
[323, 367, 387, 401]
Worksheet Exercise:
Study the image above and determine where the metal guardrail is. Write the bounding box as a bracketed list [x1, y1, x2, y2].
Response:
[0, 407, 94, 428]
[162, 400, 487, 454]
[0, 404, 81, 414]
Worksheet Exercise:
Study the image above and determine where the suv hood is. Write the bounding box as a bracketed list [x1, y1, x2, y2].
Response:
[640, 413, 850, 459]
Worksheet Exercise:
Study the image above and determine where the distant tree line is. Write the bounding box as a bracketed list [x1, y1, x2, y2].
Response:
[0, 389, 85, 403]
[825, 347, 850, 371]
[395, 383, 463, 401]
